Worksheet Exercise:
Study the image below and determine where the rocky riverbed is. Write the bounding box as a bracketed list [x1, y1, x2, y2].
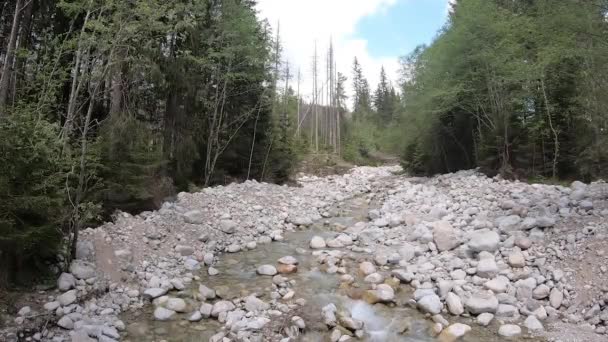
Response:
[2, 166, 608, 342]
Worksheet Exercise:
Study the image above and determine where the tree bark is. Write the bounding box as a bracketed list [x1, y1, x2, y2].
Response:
[62, 8, 92, 141]
[0, 0, 24, 115]
[13, 0, 33, 101]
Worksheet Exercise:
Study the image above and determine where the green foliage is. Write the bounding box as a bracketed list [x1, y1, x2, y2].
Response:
[397, 0, 608, 180]
[0, 109, 68, 284]
[96, 114, 168, 213]
[0, 0, 295, 285]
[342, 117, 380, 165]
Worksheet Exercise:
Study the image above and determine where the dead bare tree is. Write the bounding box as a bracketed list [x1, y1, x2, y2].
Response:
[0, 0, 24, 115]
[61, 4, 94, 143]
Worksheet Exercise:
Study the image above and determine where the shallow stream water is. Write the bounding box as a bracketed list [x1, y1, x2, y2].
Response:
[123, 194, 543, 342]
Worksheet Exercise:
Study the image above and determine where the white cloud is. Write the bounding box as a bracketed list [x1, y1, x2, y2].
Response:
[256, 0, 401, 107]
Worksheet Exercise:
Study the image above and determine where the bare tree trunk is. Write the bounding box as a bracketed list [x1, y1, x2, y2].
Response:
[0, 0, 23, 114]
[540, 76, 559, 179]
[296, 68, 300, 137]
[70, 84, 98, 260]
[62, 7, 92, 140]
[313, 41, 318, 152]
[247, 105, 262, 180]
[12, 0, 33, 104]
[109, 49, 125, 117]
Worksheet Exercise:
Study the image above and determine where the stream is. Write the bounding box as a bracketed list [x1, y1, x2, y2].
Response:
[121, 192, 541, 342]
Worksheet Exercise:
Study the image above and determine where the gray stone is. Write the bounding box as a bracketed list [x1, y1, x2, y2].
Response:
[496, 215, 522, 232]
[154, 307, 176, 321]
[310, 236, 326, 249]
[58, 290, 77, 306]
[289, 216, 313, 226]
[580, 200, 594, 210]
[69, 260, 96, 280]
[188, 311, 203, 322]
[219, 220, 237, 234]
[75, 240, 95, 261]
[532, 284, 551, 300]
[184, 258, 200, 270]
[465, 292, 499, 314]
[200, 303, 213, 318]
[71, 331, 96, 342]
[439, 323, 471, 341]
[256, 265, 277, 276]
[476, 258, 498, 279]
[44, 301, 60, 311]
[170, 279, 185, 290]
[524, 315, 543, 331]
[359, 261, 376, 276]
[476, 313, 494, 326]
[278, 256, 298, 265]
[484, 276, 509, 293]
[165, 298, 187, 312]
[398, 243, 416, 262]
[496, 304, 519, 318]
[392, 269, 415, 283]
[57, 316, 74, 330]
[226, 244, 241, 253]
[183, 210, 204, 224]
[446, 292, 464, 316]
[536, 216, 556, 228]
[144, 288, 168, 299]
[508, 251, 525, 268]
[199, 284, 216, 300]
[211, 301, 236, 317]
[432, 221, 460, 252]
[17, 306, 31, 316]
[498, 324, 522, 337]
[468, 230, 500, 253]
[417, 294, 442, 315]
[364, 273, 384, 284]
[322, 304, 337, 326]
[58, 273, 76, 291]
[550, 288, 563, 308]
[175, 245, 194, 256]
[244, 296, 270, 312]
[364, 284, 395, 303]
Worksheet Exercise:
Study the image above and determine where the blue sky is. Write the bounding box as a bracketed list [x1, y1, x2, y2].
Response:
[257, 0, 451, 103]
[355, 0, 449, 59]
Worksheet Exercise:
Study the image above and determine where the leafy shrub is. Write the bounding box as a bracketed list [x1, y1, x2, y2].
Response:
[0, 109, 68, 285]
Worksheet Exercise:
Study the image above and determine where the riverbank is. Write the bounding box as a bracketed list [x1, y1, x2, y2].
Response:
[2, 166, 608, 342]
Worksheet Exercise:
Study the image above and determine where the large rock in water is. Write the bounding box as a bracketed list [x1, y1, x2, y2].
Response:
[432, 221, 460, 252]
[289, 216, 313, 226]
[498, 324, 522, 337]
[244, 296, 270, 312]
[256, 265, 277, 276]
[69, 260, 96, 280]
[438, 323, 471, 342]
[165, 298, 187, 312]
[211, 301, 236, 317]
[468, 230, 501, 253]
[417, 294, 442, 314]
[154, 307, 176, 321]
[363, 284, 395, 304]
[309, 236, 326, 249]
